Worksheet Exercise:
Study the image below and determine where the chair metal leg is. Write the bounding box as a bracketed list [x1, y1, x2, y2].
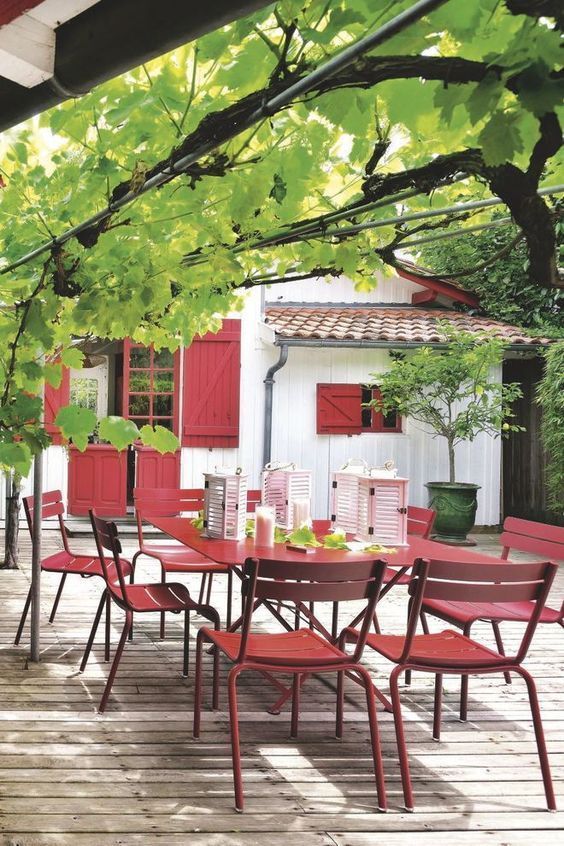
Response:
[433, 673, 443, 741]
[14, 585, 32, 645]
[389, 665, 414, 811]
[372, 612, 381, 635]
[48, 573, 67, 623]
[356, 665, 387, 812]
[205, 573, 213, 605]
[290, 674, 300, 739]
[160, 568, 167, 640]
[198, 574, 207, 605]
[80, 589, 107, 673]
[227, 665, 245, 812]
[193, 630, 206, 738]
[226, 568, 233, 630]
[183, 610, 190, 677]
[98, 610, 132, 714]
[420, 610, 430, 635]
[515, 666, 557, 811]
[104, 592, 111, 662]
[336, 670, 345, 739]
[460, 621, 473, 721]
[491, 621, 512, 685]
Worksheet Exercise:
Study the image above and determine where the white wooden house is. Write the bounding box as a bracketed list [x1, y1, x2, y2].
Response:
[5, 267, 545, 527]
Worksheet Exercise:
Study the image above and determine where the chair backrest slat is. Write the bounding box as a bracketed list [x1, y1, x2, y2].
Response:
[238, 557, 386, 665]
[501, 516, 564, 561]
[133, 487, 204, 542]
[246, 489, 262, 513]
[407, 505, 436, 539]
[89, 510, 128, 598]
[22, 490, 69, 552]
[406, 557, 557, 666]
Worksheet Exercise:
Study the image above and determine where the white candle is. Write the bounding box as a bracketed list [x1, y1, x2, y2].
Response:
[255, 506, 275, 547]
[292, 497, 311, 529]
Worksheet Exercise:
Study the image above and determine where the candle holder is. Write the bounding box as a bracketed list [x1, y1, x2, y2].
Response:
[262, 462, 312, 530]
[202, 469, 248, 540]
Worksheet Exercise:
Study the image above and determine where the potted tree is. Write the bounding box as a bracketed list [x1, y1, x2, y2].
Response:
[372, 327, 523, 544]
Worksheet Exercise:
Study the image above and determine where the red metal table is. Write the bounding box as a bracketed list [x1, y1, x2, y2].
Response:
[150, 518, 506, 711]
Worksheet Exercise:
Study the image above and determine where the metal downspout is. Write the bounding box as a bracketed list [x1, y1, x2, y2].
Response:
[262, 345, 288, 468]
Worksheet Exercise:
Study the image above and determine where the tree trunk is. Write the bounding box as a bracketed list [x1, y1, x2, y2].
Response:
[447, 440, 456, 484]
[1, 472, 21, 569]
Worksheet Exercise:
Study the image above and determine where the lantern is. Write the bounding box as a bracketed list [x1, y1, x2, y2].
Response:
[262, 462, 312, 529]
[356, 476, 409, 546]
[203, 469, 248, 540]
[330, 459, 369, 534]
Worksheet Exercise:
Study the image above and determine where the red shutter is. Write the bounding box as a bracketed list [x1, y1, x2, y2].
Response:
[44, 366, 70, 445]
[316, 384, 362, 434]
[182, 319, 241, 447]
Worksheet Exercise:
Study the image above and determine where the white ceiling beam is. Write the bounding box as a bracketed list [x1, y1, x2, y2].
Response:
[0, 13, 55, 88]
[30, 0, 101, 29]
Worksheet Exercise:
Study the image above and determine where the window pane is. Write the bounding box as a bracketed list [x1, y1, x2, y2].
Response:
[130, 417, 149, 429]
[130, 347, 150, 368]
[70, 378, 98, 413]
[360, 386, 373, 429]
[153, 418, 173, 431]
[129, 395, 150, 416]
[129, 371, 151, 391]
[154, 394, 173, 416]
[154, 349, 174, 368]
[383, 410, 400, 429]
[153, 371, 174, 391]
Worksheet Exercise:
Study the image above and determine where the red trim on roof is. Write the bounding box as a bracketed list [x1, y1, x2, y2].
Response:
[412, 289, 438, 306]
[396, 266, 480, 308]
[0, 1, 44, 27]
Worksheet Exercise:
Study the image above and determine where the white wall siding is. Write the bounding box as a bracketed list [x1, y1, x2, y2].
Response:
[266, 272, 418, 304]
[269, 346, 501, 526]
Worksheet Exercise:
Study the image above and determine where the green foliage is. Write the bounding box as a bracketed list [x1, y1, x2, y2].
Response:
[418, 212, 563, 331]
[55, 406, 97, 451]
[98, 417, 140, 451]
[537, 341, 564, 514]
[373, 328, 524, 483]
[139, 424, 180, 454]
[0, 1, 561, 471]
[286, 525, 322, 547]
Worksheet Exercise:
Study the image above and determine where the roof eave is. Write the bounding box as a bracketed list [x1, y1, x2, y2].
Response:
[273, 336, 544, 352]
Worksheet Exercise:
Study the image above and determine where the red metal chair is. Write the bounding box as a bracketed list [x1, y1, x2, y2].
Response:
[418, 516, 564, 714]
[84, 510, 220, 713]
[366, 505, 436, 636]
[15, 490, 132, 660]
[133, 487, 233, 635]
[342, 557, 558, 811]
[193, 556, 389, 813]
[246, 489, 262, 513]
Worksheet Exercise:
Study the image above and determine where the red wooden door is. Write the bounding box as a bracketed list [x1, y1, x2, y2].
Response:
[68, 445, 127, 517]
[134, 444, 180, 489]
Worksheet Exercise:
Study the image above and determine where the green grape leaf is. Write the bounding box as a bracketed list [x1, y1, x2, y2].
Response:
[139, 424, 179, 454]
[274, 526, 289, 544]
[55, 405, 97, 451]
[478, 110, 524, 166]
[0, 441, 33, 477]
[287, 526, 321, 547]
[43, 362, 63, 388]
[322, 532, 348, 550]
[60, 348, 85, 369]
[99, 416, 140, 451]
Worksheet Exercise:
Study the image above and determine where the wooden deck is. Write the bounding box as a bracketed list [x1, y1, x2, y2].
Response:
[0, 530, 563, 845]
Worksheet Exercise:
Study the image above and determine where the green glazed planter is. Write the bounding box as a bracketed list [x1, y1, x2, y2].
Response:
[425, 482, 480, 545]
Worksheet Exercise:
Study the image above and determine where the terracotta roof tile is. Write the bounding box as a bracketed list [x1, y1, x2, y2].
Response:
[264, 307, 549, 346]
